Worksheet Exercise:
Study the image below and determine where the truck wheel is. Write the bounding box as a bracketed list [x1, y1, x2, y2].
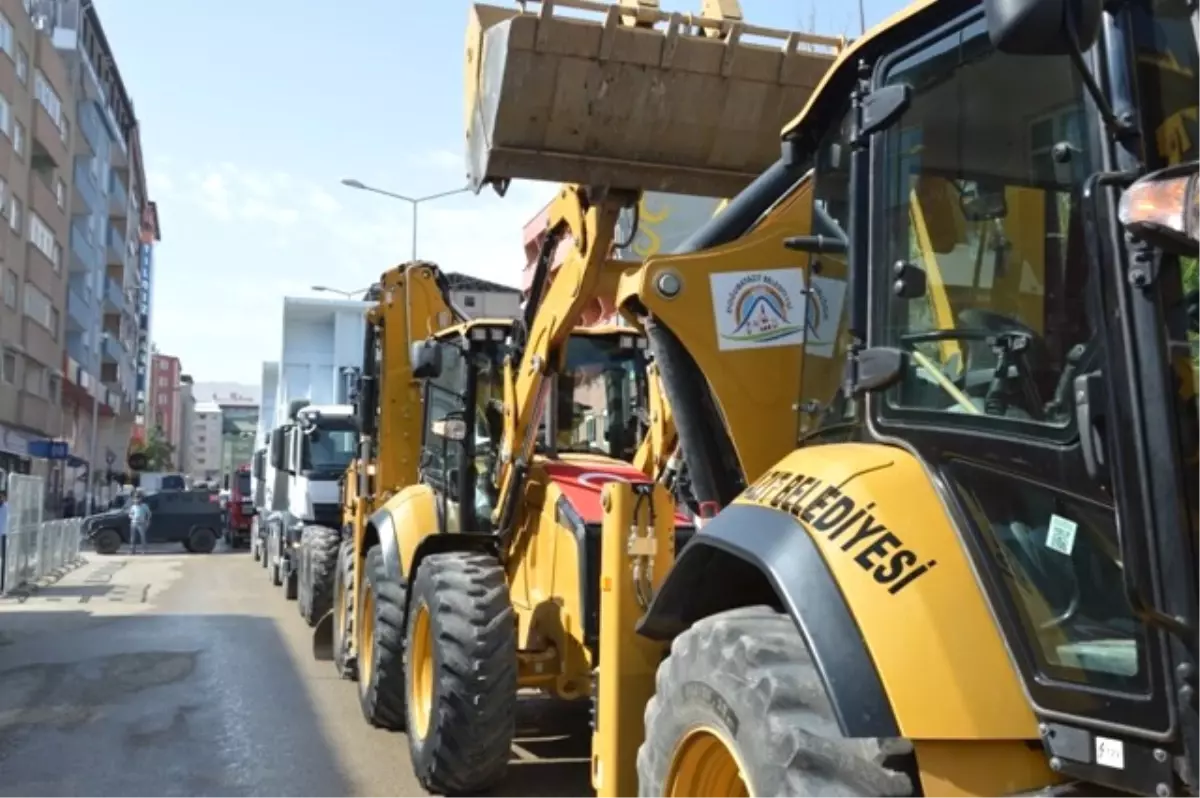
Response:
[285, 566, 298, 600]
[299, 525, 341, 627]
[405, 552, 516, 795]
[356, 544, 407, 729]
[252, 535, 261, 562]
[269, 530, 283, 586]
[93, 528, 121, 555]
[637, 606, 914, 797]
[188, 528, 217, 555]
[332, 538, 357, 680]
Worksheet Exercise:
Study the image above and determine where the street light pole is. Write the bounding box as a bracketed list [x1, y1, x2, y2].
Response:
[339, 179, 470, 260]
[311, 285, 372, 300]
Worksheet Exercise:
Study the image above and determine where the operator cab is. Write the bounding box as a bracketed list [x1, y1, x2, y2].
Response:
[413, 319, 650, 534]
[782, 0, 1197, 791]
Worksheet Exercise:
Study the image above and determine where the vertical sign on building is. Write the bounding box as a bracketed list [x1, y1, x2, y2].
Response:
[135, 201, 158, 428]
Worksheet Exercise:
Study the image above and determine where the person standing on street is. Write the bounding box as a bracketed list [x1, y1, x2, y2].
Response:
[127, 491, 150, 555]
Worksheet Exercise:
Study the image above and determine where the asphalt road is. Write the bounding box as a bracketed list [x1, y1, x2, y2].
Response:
[0, 543, 592, 797]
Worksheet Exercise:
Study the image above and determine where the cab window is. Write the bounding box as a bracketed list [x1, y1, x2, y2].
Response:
[876, 19, 1099, 437]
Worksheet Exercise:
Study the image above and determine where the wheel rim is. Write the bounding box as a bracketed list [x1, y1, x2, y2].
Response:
[409, 602, 435, 740]
[359, 585, 375, 685]
[665, 726, 751, 798]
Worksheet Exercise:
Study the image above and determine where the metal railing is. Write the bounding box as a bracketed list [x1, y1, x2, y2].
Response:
[1, 474, 85, 596]
[1, 519, 84, 595]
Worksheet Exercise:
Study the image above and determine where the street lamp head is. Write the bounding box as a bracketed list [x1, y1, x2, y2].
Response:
[311, 285, 332, 293]
[341, 178, 365, 190]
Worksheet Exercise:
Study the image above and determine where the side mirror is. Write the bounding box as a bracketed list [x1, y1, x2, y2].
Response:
[412, 341, 443, 379]
[269, 433, 286, 470]
[430, 417, 468, 442]
[984, 0, 1102, 55]
[1119, 162, 1199, 254]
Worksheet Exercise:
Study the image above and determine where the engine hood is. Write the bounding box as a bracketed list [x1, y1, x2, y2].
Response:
[541, 456, 692, 527]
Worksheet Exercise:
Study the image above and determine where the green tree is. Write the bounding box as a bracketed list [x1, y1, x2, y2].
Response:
[130, 427, 176, 471]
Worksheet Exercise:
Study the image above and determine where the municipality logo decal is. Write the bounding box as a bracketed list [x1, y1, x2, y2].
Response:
[723, 273, 804, 345]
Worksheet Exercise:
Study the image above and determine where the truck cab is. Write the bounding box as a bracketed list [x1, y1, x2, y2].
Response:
[222, 465, 255, 549]
[263, 401, 358, 597]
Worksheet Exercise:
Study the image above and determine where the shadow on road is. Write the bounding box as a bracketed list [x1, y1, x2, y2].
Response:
[484, 696, 593, 797]
[0, 606, 354, 797]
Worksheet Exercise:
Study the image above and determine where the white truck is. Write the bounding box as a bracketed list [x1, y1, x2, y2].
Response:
[252, 296, 369, 616]
[262, 400, 356, 607]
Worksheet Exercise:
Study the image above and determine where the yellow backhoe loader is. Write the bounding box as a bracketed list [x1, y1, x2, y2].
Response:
[309, 259, 675, 733]
[453, 0, 1199, 795]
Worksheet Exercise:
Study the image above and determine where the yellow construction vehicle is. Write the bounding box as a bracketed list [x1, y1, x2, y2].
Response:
[454, 0, 1200, 795]
[309, 257, 673, 730]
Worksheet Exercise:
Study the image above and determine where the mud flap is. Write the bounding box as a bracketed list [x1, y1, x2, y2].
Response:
[312, 610, 334, 661]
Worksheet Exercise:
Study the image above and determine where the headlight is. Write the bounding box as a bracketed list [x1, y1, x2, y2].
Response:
[1118, 163, 1199, 253]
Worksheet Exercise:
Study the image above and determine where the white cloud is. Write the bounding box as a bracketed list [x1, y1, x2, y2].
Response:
[148, 154, 556, 385]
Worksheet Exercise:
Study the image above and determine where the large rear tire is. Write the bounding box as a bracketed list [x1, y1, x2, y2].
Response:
[355, 544, 407, 729]
[405, 552, 517, 795]
[332, 538, 357, 680]
[298, 525, 341, 627]
[637, 606, 914, 797]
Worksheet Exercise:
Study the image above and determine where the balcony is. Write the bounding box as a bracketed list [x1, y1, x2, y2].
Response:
[33, 105, 68, 170]
[76, 99, 103, 156]
[100, 333, 123, 364]
[66, 287, 90, 331]
[22, 317, 61, 370]
[103, 277, 124, 312]
[106, 225, 123, 267]
[108, 172, 129, 220]
[73, 158, 102, 214]
[69, 221, 100, 274]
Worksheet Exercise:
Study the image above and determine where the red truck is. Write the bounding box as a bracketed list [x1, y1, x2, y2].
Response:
[222, 465, 255, 549]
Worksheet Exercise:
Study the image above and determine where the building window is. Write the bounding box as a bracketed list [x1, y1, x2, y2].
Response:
[1, 351, 14, 384]
[22, 282, 53, 330]
[158, 393, 167, 405]
[54, 178, 64, 209]
[0, 93, 10, 139]
[29, 212, 58, 267]
[12, 120, 24, 157]
[463, 295, 477, 308]
[0, 14, 12, 58]
[2, 268, 14, 308]
[9, 195, 21, 233]
[157, 375, 167, 387]
[33, 70, 62, 131]
[49, 307, 58, 339]
[59, 113, 68, 145]
[23, 361, 44, 396]
[15, 46, 26, 84]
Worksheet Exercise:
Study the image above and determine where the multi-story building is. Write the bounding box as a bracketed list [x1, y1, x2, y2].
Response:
[49, 0, 156, 498]
[146, 351, 183, 464]
[0, 0, 76, 487]
[186, 400, 222, 483]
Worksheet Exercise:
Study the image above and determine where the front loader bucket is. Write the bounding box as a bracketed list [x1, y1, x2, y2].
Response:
[465, 0, 844, 197]
[312, 611, 334, 662]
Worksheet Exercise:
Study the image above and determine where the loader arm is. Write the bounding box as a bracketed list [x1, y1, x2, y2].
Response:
[491, 185, 635, 533]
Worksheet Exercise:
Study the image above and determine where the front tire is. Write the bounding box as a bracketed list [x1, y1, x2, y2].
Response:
[298, 525, 341, 627]
[405, 552, 517, 795]
[356, 545, 407, 729]
[638, 606, 914, 797]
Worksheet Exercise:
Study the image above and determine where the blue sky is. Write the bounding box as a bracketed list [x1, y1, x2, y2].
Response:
[96, 0, 906, 384]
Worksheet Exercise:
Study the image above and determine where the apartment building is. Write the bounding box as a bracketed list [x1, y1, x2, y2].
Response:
[187, 401, 223, 483]
[49, 0, 157, 493]
[147, 351, 184, 464]
[0, 0, 76, 482]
